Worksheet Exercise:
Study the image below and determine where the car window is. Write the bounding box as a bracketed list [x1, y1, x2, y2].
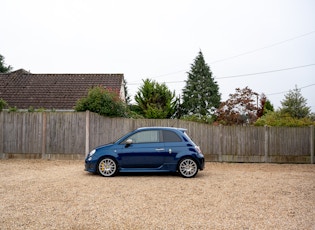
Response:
[163, 130, 182, 142]
[127, 130, 160, 143]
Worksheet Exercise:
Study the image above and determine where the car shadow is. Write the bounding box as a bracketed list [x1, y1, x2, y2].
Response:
[84, 171, 205, 178]
[119, 171, 178, 177]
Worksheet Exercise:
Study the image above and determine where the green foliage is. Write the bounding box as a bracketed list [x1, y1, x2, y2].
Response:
[28, 107, 49, 112]
[0, 98, 8, 111]
[127, 104, 144, 118]
[280, 86, 310, 119]
[180, 114, 215, 124]
[8, 106, 18, 112]
[75, 86, 127, 117]
[27, 106, 35, 112]
[36, 108, 46, 112]
[0, 54, 12, 73]
[128, 111, 145, 119]
[264, 99, 274, 113]
[254, 111, 315, 127]
[135, 79, 176, 118]
[181, 50, 221, 117]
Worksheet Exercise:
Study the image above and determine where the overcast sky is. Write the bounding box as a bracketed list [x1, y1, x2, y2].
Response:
[1, 0, 315, 112]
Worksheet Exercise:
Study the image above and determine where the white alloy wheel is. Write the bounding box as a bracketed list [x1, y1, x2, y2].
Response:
[98, 158, 117, 177]
[178, 158, 198, 178]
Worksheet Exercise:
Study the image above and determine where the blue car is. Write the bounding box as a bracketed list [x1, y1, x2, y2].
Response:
[85, 127, 205, 178]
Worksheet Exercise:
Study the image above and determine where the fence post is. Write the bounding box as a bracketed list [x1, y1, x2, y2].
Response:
[41, 112, 47, 159]
[219, 125, 222, 162]
[311, 126, 314, 164]
[264, 125, 268, 163]
[85, 111, 90, 157]
[0, 112, 3, 158]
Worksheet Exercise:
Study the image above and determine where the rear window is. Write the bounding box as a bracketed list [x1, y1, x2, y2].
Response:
[163, 130, 182, 142]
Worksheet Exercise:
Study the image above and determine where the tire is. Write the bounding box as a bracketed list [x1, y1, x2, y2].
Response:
[97, 157, 118, 177]
[178, 158, 198, 178]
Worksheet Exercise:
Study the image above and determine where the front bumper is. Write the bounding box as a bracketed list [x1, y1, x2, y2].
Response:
[85, 160, 97, 173]
[199, 158, 205, 170]
[196, 153, 205, 170]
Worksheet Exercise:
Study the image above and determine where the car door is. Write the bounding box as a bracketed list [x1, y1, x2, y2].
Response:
[162, 130, 184, 165]
[117, 130, 168, 168]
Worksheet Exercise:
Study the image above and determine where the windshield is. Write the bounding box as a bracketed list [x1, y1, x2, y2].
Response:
[113, 129, 138, 144]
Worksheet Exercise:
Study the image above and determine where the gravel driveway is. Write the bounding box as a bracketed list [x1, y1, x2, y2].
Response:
[0, 160, 314, 229]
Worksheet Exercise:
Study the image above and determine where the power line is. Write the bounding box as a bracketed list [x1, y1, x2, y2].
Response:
[216, 64, 315, 79]
[128, 29, 315, 83]
[209, 30, 315, 64]
[127, 63, 315, 85]
[267, 83, 315, 96]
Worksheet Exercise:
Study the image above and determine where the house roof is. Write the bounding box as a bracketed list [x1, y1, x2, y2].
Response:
[0, 69, 125, 110]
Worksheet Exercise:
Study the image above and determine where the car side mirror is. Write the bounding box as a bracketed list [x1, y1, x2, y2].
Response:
[125, 139, 133, 147]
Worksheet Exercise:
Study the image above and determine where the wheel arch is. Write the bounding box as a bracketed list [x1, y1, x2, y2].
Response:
[97, 156, 119, 177]
[177, 157, 199, 178]
[176, 155, 202, 170]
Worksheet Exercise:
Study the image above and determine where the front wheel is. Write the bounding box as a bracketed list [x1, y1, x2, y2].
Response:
[98, 158, 118, 177]
[178, 158, 198, 178]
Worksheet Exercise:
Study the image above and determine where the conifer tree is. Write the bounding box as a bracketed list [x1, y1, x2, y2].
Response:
[280, 86, 310, 118]
[0, 54, 12, 73]
[181, 51, 221, 117]
[135, 79, 176, 118]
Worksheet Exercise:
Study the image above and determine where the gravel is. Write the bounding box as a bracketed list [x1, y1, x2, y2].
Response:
[0, 160, 314, 230]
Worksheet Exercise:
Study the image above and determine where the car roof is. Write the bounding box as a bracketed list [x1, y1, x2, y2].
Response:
[136, 127, 187, 132]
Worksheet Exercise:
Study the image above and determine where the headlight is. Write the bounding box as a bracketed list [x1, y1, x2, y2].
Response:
[195, 146, 202, 154]
[89, 149, 96, 157]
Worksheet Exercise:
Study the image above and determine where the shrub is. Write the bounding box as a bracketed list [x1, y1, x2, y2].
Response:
[75, 86, 127, 117]
[254, 111, 315, 127]
[180, 114, 215, 124]
[8, 106, 18, 112]
[28, 106, 35, 112]
[0, 98, 8, 111]
[36, 108, 46, 112]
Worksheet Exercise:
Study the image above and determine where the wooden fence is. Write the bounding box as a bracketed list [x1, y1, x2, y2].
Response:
[0, 111, 314, 163]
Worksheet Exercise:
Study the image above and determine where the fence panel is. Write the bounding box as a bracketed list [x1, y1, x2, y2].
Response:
[0, 111, 313, 163]
[88, 113, 133, 150]
[0, 112, 42, 156]
[268, 127, 311, 163]
[215, 126, 265, 162]
[45, 112, 85, 155]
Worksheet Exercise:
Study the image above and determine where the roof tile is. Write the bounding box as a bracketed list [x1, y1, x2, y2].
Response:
[0, 69, 125, 110]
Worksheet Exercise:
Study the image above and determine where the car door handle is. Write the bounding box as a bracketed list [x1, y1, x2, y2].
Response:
[155, 148, 165, 151]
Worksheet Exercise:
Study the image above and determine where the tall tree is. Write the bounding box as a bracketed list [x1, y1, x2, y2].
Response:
[0, 54, 13, 73]
[280, 85, 310, 118]
[135, 79, 176, 118]
[181, 50, 221, 117]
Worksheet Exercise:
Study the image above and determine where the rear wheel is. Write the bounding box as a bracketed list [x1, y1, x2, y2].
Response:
[98, 158, 118, 177]
[178, 158, 198, 178]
